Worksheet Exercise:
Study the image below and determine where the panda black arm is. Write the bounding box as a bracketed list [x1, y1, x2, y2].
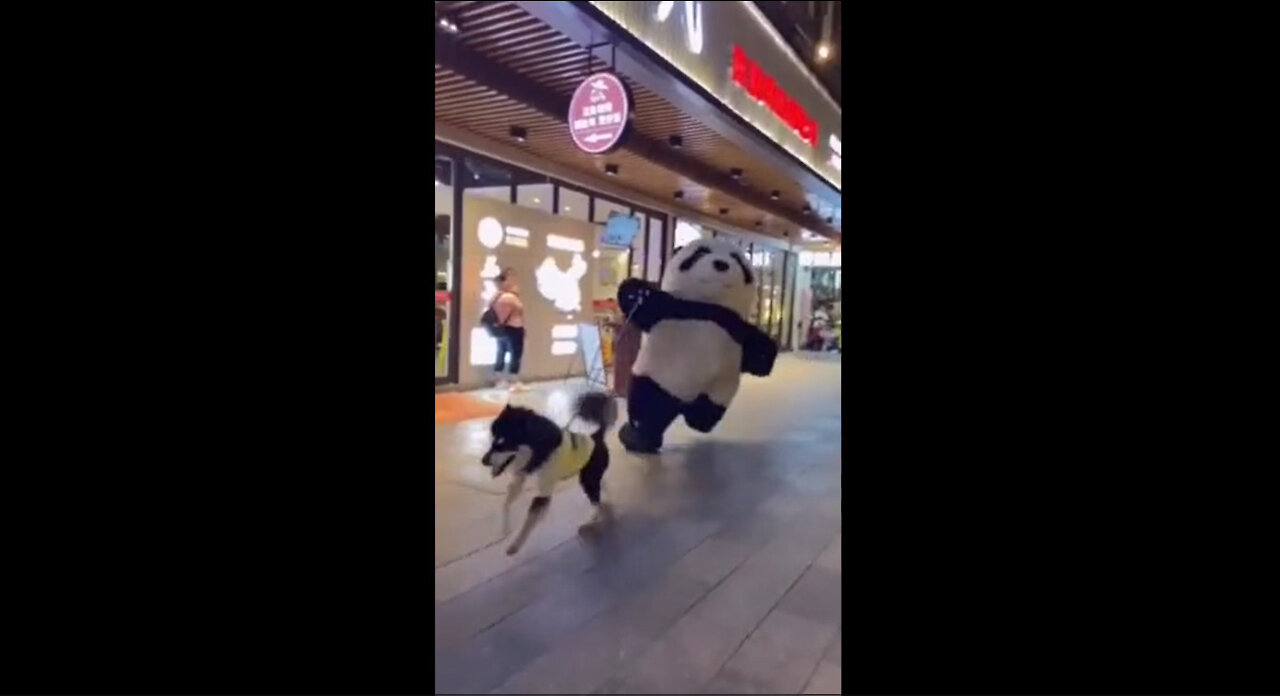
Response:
[617, 278, 667, 331]
[657, 299, 778, 375]
[617, 281, 777, 375]
[739, 324, 780, 376]
[619, 279, 738, 332]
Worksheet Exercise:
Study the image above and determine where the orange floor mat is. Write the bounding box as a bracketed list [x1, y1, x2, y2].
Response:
[435, 393, 504, 424]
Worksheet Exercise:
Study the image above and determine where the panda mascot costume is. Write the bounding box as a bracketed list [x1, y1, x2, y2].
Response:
[615, 238, 779, 453]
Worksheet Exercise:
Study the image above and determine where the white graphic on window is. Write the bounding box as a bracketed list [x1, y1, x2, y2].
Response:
[477, 217, 504, 249]
[535, 254, 588, 312]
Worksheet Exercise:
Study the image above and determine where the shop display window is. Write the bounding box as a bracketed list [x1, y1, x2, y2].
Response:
[779, 251, 796, 348]
[435, 154, 457, 383]
[515, 170, 553, 214]
[766, 249, 786, 341]
[558, 186, 589, 221]
[673, 219, 703, 249]
[646, 216, 665, 282]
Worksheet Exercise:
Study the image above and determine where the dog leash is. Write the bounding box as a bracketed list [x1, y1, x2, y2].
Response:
[554, 284, 645, 434]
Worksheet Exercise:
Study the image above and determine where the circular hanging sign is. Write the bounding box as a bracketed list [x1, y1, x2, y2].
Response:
[568, 72, 630, 154]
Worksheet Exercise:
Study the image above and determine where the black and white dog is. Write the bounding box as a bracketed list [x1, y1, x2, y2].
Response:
[482, 391, 617, 555]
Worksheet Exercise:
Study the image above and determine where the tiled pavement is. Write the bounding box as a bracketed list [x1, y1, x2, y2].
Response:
[434, 353, 842, 694]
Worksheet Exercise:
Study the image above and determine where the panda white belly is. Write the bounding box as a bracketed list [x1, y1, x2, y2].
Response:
[633, 319, 741, 403]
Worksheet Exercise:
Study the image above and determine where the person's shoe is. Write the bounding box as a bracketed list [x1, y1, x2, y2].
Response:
[619, 423, 660, 454]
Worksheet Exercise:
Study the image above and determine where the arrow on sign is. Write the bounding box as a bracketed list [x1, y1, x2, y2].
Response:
[581, 132, 617, 143]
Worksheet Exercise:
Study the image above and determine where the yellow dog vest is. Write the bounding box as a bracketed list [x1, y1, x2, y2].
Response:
[535, 432, 596, 497]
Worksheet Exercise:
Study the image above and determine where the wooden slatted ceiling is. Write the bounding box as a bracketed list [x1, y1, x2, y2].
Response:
[433, 1, 842, 239]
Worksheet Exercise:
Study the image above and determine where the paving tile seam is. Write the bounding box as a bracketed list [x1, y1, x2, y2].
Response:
[454, 481, 824, 693]
[439, 502, 692, 593]
[699, 552, 839, 693]
[438, 461, 801, 615]
[476, 511, 755, 641]
[586, 496, 833, 694]
[486, 489, 818, 695]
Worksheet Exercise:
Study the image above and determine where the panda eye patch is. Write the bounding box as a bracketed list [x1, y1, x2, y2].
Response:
[679, 246, 713, 272]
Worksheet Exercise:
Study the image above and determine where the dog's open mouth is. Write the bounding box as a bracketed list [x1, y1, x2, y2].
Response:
[485, 451, 516, 477]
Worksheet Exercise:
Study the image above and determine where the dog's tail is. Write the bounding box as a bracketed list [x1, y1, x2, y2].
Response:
[574, 391, 618, 439]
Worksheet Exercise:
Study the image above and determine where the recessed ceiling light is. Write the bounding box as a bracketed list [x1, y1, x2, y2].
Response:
[719, 208, 729, 215]
[802, 205, 812, 215]
[669, 135, 683, 148]
[563, 205, 572, 212]
[771, 190, 780, 200]
[533, 197, 541, 204]
[509, 125, 527, 143]
[605, 164, 619, 176]
[673, 190, 684, 199]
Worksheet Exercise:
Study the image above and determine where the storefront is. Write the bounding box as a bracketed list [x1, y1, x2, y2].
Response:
[434, 1, 841, 388]
[790, 246, 843, 351]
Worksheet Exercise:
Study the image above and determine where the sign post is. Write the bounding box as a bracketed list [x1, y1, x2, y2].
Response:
[576, 321, 609, 390]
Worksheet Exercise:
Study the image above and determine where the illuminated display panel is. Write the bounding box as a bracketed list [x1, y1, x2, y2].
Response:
[589, 0, 842, 190]
[460, 194, 603, 383]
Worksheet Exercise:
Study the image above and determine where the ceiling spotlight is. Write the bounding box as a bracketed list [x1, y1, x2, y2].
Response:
[438, 16, 460, 34]
[668, 135, 683, 148]
[754, 220, 762, 228]
[770, 190, 780, 200]
[604, 164, 619, 176]
[719, 208, 729, 215]
[816, 42, 831, 61]
[802, 205, 812, 215]
[509, 125, 527, 143]
[729, 168, 743, 180]
[673, 190, 684, 199]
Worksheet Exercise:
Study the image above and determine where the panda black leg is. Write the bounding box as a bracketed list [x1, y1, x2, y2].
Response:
[621, 375, 681, 453]
[683, 394, 727, 433]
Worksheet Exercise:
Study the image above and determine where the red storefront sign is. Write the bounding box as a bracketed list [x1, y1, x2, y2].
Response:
[568, 72, 630, 154]
[435, 290, 451, 304]
[731, 45, 818, 148]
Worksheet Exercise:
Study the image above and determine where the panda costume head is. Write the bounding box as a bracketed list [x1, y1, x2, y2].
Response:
[663, 238, 756, 318]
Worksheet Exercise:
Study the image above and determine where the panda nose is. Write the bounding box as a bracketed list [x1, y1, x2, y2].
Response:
[713, 260, 730, 272]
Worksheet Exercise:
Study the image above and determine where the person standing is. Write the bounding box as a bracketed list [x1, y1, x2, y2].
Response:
[492, 269, 527, 391]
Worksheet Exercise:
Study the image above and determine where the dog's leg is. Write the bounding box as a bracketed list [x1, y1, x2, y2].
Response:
[506, 496, 550, 555]
[578, 450, 612, 529]
[501, 473, 526, 537]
